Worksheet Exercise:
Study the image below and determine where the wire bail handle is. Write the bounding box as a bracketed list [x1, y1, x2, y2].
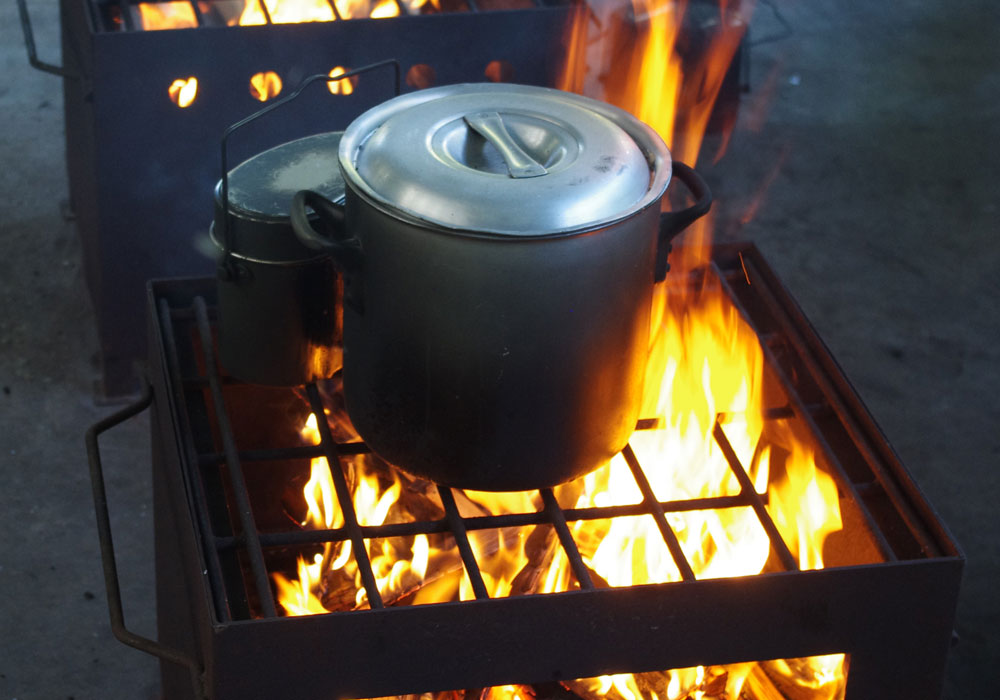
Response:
[217, 60, 401, 281]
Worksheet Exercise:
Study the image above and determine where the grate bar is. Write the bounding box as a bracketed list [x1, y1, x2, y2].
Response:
[717, 260, 900, 562]
[540, 489, 595, 590]
[437, 486, 491, 600]
[218, 492, 760, 551]
[253, 0, 273, 23]
[192, 297, 278, 618]
[121, 2, 136, 30]
[197, 441, 369, 467]
[712, 419, 800, 571]
[304, 384, 384, 609]
[157, 299, 231, 621]
[564, 494, 756, 521]
[324, 0, 343, 21]
[621, 444, 697, 582]
[176, 373, 238, 387]
[188, 0, 205, 26]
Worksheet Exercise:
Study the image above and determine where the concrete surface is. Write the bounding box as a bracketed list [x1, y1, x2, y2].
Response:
[0, 0, 997, 698]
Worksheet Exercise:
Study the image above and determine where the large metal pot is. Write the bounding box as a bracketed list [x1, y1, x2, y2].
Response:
[291, 84, 711, 491]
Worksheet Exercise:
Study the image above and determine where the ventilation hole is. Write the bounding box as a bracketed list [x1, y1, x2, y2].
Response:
[249, 71, 283, 102]
[406, 64, 436, 90]
[484, 60, 514, 83]
[168, 77, 198, 108]
[327, 66, 357, 95]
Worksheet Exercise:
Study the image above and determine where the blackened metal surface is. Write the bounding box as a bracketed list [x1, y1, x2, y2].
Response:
[202, 562, 961, 700]
[149, 278, 217, 699]
[144, 243, 962, 700]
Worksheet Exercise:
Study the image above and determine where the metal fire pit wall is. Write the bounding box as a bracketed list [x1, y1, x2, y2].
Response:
[57, 0, 576, 396]
[124, 243, 963, 700]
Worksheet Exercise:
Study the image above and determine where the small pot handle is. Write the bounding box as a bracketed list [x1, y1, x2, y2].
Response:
[291, 190, 364, 275]
[655, 161, 713, 282]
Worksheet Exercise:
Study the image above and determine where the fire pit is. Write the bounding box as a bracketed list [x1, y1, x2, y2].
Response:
[87, 243, 962, 700]
[75, 1, 962, 696]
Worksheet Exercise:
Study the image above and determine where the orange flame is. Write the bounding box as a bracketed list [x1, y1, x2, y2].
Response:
[249, 71, 283, 102]
[238, 0, 335, 24]
[370, 0, 402, 18]
[273, 415, 433, 611]
[167, 77, 198, 108]
[234, 0, 400, 23]
[135, 0, 443, 30]
[136, 1, 197, 30]
[327, 67, 356, 95]
[559, 0, 750, 167]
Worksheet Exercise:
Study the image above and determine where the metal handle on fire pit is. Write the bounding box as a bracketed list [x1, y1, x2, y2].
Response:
[85, 383, 203, 686]
[16, 0, 75, 78]
[217, 59, 401, 281]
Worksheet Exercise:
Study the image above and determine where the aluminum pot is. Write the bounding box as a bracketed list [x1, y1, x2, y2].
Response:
[291, 84, 711, 491]
[211, 132, 346, 386]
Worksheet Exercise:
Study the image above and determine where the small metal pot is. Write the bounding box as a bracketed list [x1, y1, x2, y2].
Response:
[292, 84, 711, 490]
[211, 132, 346, 386]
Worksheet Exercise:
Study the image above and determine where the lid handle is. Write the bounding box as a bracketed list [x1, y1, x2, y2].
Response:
[463, 111, 547, 179]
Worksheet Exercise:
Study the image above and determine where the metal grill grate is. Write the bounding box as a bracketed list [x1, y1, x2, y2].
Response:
[153, 249, 923, 626]
[129, 243, 963, 700]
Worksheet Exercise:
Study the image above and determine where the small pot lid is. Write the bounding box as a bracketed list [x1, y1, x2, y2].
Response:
[340, 84, 672, 236]
[213, 131, 345, 262]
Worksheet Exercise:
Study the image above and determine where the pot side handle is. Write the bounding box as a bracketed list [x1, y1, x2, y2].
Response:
[291, 190, 364, 276]
[655, 162, 713, 282]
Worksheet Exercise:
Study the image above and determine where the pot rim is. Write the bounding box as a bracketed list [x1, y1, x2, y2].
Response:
[339, 84, 673, 238]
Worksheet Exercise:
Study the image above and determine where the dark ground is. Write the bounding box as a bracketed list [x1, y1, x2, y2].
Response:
[1, 0, 997, 698]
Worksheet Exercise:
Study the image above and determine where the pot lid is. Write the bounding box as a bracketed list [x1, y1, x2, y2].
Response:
[340, 84, 672, 236]
[212, 131, 345, 262]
